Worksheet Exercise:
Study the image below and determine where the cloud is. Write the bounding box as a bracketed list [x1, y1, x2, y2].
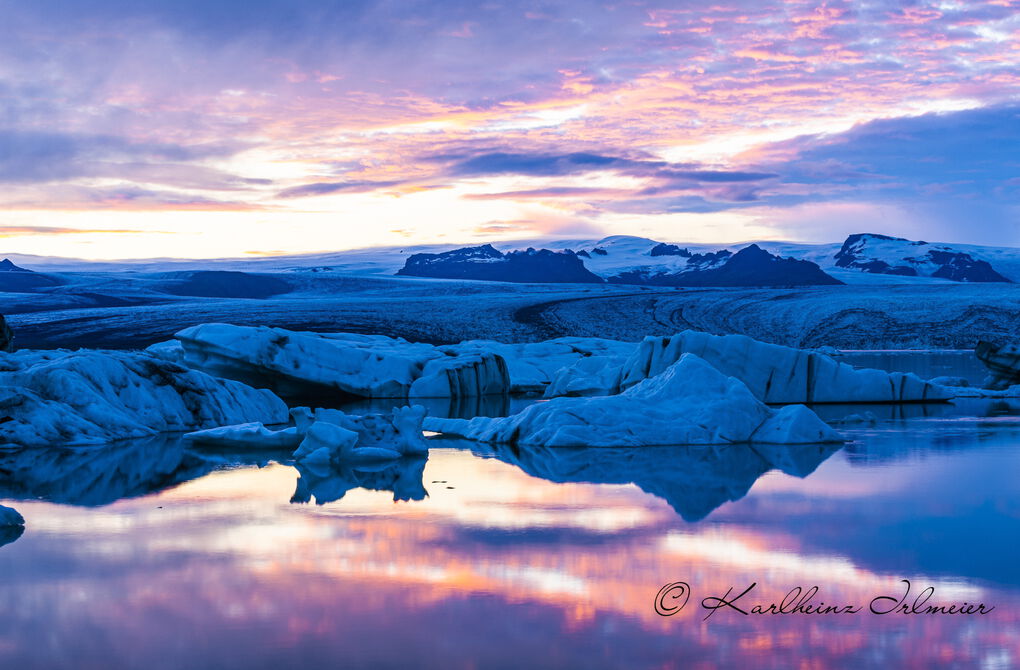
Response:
[276, 179, 402, 198]
[0, 130, 256, 187]
[2, 0, 1020, 252]
[0, 225, 154, 237]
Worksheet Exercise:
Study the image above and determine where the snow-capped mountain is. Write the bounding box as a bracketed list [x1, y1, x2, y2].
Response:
[830, 234, 1012, 282]
[396, 245, 604, 283]
[396, 238, 843, 287]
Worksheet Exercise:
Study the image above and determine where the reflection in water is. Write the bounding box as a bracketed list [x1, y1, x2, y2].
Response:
[0, 436, 284, 507]
[292, 455, 429, 504]
[0, 524, 22, 549]
[339, 393, 519, 419]
[0, 397, 1018, 668]
[462, 440, 841, 522]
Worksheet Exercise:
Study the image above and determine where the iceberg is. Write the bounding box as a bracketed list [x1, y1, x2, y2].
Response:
[292, 405, 429, 465]
[0, 349, 288, 448]
[184, 422, 302, 450]
[424, 354, 842, 447]
[0, 503, 24, 527]
[441, 337, 636, 393]
[175, 323, 510, 399]
[545, 330, 951, 403]
[617, 331, 951, 403]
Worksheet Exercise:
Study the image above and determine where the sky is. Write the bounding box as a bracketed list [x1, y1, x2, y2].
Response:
[1, 0, 1019, 259]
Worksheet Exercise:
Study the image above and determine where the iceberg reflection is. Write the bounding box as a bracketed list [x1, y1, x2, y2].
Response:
[461, 440, 842, 521]
[0, 436, 283, 507]
[292, 455, 429, 504]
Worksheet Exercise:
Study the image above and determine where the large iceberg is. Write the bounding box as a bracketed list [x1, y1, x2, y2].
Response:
[174, 323, 632, 398]
[0, 349, 288, 447]
[442, 337, 635, 393]
[619, 331, 951, 403]
[175, 324, 510, 399]
[424, 354, 842, 447]
[547, 330, 951, 403]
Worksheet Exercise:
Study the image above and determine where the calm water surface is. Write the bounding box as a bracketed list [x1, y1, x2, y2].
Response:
[0, 364, 1018, 668]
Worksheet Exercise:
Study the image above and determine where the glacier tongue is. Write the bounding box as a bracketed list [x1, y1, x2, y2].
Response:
[424, 353, 843, 447]
[0, 348, 288, 448]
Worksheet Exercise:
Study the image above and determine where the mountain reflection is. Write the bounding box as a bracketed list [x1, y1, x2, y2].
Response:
[292, 455, 429, 504]
[462, 441, 843, 522]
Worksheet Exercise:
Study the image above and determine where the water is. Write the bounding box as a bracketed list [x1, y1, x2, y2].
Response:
[1, 362, 1018, 668]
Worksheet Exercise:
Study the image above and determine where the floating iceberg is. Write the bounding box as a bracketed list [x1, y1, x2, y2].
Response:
[0, 504, 24, 526]
[442, 337, 636, 393]
[184, 422, 302, 450]
[975, 340, 1020, 390]
[176, 324, 510, 399]
[425, 354, 842, 447]
[292, 405, 428, 453]
[547, 330, 951, 403]
[618, 331, 951, 403]
[0, 349, 288, 447]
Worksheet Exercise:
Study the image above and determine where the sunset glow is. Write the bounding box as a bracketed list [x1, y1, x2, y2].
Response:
[2, 1, 1019, 258]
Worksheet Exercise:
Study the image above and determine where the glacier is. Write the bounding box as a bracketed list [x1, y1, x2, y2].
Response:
[0, 348, 288, 447]
[424, 354, 843, 447]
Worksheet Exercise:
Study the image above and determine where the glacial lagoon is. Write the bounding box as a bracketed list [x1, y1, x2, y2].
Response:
[1, 362, 1018, 669]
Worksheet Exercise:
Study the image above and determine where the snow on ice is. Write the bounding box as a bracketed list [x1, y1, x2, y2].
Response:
[175, 324, 510, 399]
[0, 348, 288, 447]
[174, 323, 632, 398]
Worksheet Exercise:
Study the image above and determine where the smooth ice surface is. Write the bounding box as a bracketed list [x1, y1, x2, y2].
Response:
[0, 348, 288, 447]
[425, 354, 842, 446]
